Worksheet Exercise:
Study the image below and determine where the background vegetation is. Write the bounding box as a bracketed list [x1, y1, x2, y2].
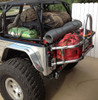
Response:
[49, 0, 98, 12]
[0, 0, 98, 3]
[63, 0, 98, 3]
[0, 0, 98, 12]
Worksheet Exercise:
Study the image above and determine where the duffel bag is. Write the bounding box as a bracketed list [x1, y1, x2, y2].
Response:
[20, 8, 37, 23]
[43, 11, 71, 28]
[20, 8, 71, 28]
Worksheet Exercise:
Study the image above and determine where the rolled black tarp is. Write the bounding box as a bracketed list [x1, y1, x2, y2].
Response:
[44, 20, 82, 43]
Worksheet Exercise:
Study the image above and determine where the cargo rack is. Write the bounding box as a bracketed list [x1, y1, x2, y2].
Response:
[51, 14, 95, 66]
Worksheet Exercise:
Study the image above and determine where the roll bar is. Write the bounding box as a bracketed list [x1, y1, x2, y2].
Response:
[83, 14, 92, 38]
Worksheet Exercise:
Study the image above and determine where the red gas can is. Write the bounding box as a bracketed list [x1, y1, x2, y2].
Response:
[57, 33, 82, 61]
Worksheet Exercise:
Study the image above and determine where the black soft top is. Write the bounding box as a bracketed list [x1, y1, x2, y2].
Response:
[0, 0, 61, 6]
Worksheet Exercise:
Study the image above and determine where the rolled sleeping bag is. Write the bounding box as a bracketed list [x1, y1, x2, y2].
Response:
[44, 20, 82, 43]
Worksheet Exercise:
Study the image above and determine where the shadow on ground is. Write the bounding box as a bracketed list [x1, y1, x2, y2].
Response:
[44, 57, 98, 100]
[44, 69, 74, 100]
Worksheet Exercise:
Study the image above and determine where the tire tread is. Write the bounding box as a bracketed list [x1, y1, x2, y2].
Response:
[0, 58, 45, 100]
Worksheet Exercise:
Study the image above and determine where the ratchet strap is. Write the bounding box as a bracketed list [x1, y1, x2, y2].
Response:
[83, 31, 92, 37]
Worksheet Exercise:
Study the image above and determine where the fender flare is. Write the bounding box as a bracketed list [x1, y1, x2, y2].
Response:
[2, 43, 44, 73]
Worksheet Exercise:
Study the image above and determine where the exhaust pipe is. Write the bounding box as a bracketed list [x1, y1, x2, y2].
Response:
[44, 20, 82, 43]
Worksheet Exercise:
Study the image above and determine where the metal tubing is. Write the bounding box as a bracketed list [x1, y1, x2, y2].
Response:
[61, 49, 65, 62]
[52, 56, 83, 66]
[52, 40, 84, 50]
[33, 6, 43, 40]
[83, 14, 92, 52]
[51, 42, 94, 66]
[82, 45, 94, 56]
[51, 32, 95, 51]
[83, 14, 92, 37]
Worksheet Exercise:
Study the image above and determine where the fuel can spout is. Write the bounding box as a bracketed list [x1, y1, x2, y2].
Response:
[44, 20, 82, 44]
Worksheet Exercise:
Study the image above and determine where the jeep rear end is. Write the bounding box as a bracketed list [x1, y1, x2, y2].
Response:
[0, 0, 95, 100]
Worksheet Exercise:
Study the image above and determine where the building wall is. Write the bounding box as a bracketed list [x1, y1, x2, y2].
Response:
[72, 3, 98, 58]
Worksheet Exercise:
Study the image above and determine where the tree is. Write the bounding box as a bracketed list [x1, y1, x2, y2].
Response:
[62, 0, 98, 3]
[77, 0, 98, 3]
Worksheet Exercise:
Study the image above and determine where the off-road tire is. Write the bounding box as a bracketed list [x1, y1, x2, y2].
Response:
[0, 58, 45, 100]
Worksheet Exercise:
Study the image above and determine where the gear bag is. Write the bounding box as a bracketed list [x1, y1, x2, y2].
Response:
[43, 11, 71, 28]
[56, 33, 82, 61]
[8, 27, 38, 39]
[20, 8, 71, 28]
[20, 8, 37, 23]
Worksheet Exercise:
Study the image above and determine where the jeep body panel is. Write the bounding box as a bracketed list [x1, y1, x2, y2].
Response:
[0, 37, 52, 76]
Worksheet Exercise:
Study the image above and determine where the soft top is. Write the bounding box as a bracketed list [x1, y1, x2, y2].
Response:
[0, 0, 61, 6]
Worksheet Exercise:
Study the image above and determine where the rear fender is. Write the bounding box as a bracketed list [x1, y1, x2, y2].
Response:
[1, 43, 52, 76]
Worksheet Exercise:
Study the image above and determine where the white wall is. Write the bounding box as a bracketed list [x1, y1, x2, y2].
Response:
[72, 3, 98, 58]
